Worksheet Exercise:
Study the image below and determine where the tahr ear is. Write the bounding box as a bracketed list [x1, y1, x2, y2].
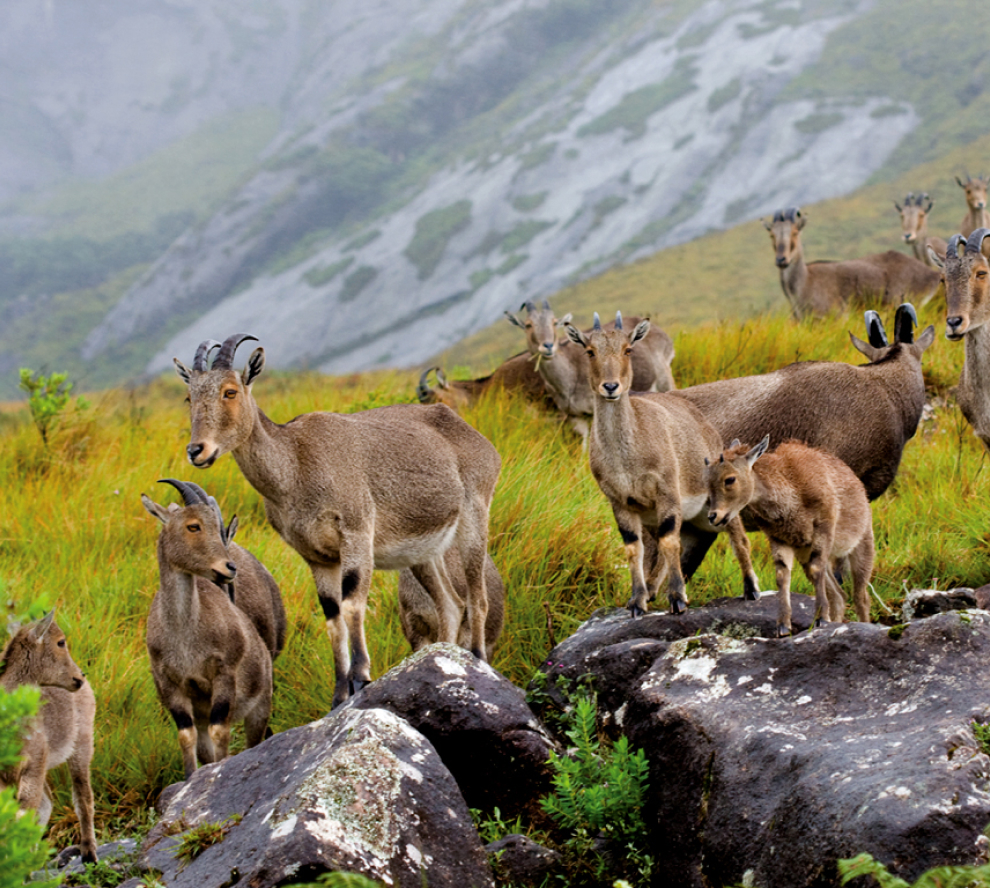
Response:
[630, 319, 651, 345]
[927, 245, 945, 269]
[504, 311, 525, 328]
[225, 515, 239, 545]
[849, 332, 882, 363]
[564, 323, 588, 348]
[244, 347, 265, 385]
[31, 610, 56, 642]
[557, 312, 573, 326]
[141, 494, 170, 524]
[746, 435, 770, 466]
[174, 358, 192, 385]
[914, 325, 936, 352]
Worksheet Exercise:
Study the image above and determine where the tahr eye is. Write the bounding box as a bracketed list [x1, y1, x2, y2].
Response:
[57, 639, 66, 648]
[223, 389, 237, 399]
[187, 523, 201, 533]
[725, 477, 736, 486]
[586, 349, 595, 358]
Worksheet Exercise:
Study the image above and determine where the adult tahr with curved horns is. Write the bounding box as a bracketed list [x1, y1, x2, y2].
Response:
[764, 207, 941, 318]
[956, 174, 990, 238]
[930, 228, 990, 449]
[175, 333, 501, 707]
[142, 479, 284, 777]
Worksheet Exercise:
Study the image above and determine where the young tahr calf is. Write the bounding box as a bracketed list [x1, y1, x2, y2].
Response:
[0, 611, 97, 862]
[705, 437, 874, 636]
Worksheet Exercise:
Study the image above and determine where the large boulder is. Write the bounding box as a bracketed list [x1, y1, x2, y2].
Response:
[622, 611, 990, 888]
[535, 596, 817, 718]
[343, 643, 557, 818]
[141, 707, 493, 888]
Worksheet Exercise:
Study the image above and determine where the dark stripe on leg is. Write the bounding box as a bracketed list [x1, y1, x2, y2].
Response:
[342, 569, 360, 599]
[170, 709, 194, 731]
[658, 514, 677, 537]
[320, 596, 340, 620]
[210, 700, 231, 726]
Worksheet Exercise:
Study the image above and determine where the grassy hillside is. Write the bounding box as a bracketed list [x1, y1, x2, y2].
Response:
[438, 130, 990, 372]
[2, 296, 987, 851]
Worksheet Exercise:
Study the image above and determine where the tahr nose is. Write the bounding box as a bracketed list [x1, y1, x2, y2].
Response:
[947, 316, 964, 331]
[226, 562, 237, 577]
[187, 443, 204, 463]
[776, 256, 787, 268]
[708, 511, 718, 524]
[603, 382, 619, 395]
[542, 341, 555, 353]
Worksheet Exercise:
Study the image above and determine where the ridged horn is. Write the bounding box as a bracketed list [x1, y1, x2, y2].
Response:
[615, 310, 623, 330]
[593, 312, 602, 330]
[947, 234, 967, 259]
[417, 367, 439, 403]
[213, 333, 259, 370]
[193, 339, 221, 372]
[157, 478, 210, 507]
[542, 299, 551, 310]
[965, 228, 990, 254]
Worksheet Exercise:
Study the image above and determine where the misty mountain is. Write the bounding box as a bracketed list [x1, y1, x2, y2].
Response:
[2, 0, 989, 393]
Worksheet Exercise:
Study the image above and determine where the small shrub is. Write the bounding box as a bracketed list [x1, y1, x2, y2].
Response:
[339, 265, 378, 302]
[303, 257, 353, 287]
[838, 850, 990, 887]
[404, 201, 473, 280]
[511, 192, 548, 212]
[794, 111, 844, 135]
[18, 368, 76, 446]
[708, 78, 742, 113]
[172, 815, 242, 870]
[973, 721, 990, 756]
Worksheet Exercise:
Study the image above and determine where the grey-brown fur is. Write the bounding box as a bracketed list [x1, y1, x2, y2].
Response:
[175, 334, 501, 708]
[0, 612, 97, 862]
[565, 313, 760, 617]
[506, 300, 676, 442]
[706, 438, 874, 637]
[956, 174, 990, 238]
[931, 229, 990, 449]
[142, 480, 279, 778]
[895, 192, 946, 267]
[673, 305, 933, 584]
[398, 551, 504, 654]
[416, 355, 550, 410]
[764, 207, 941, 317]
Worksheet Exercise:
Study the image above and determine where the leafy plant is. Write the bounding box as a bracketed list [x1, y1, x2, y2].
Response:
[838, 851, 990, 887]
[171, 815, 242, 870]
[973, 721, 990, 757]
[18, 368, 76, 445]
[0, 685, 59, 888]
[291, 873, 382, 888]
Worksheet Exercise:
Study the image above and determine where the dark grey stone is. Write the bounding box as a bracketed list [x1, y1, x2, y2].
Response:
[342, 643, 558, 819]
[486, 834, 562, 885]
[622, 611, 990, 888]
[141, 706, 493, 888]
[902, 587, 978, 620]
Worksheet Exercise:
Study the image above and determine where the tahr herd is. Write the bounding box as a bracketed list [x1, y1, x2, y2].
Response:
[4, 177, 990, 864]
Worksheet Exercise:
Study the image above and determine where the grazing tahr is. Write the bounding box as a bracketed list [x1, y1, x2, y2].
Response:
[176, 334, 501, 707]
[956, 174, 990, 238]
[505, 300, 676, 440]
[0, 611, 97, 863]
[398, 551, 504, 655]
[417, 356, 549, 411]
[894, 192, 946, 268]
[706, 438, 874, 637]
[673, 304, 933, 583]
[565, 313, 760, 617]
[764, 207, 941, 317]
[931, 229, 990, 449]
[143, 479, 282, 778]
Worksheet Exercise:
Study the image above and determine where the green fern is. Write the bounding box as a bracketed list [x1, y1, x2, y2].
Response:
[838, 851, 990, 887]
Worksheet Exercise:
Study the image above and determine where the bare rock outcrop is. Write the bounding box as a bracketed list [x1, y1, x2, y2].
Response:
[141, 706, 493, 888]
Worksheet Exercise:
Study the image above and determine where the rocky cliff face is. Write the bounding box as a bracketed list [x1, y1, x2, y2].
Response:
[4, 0, 919, 378]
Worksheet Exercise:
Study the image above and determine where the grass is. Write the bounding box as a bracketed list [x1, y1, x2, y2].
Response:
[4, 298, 990, 855]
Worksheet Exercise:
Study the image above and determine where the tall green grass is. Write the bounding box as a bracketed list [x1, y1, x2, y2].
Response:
[2, 298, 988, 846]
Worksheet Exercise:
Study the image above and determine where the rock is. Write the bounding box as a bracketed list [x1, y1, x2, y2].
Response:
[622, 611, 990, 888]
[342, 643, 557, 819]
[975, 584, 990, 611]
[901, 587, 978, 621]
[486, 834, 562, 886]
[141, 707, 493, 888]
[534, 596, 816, 718]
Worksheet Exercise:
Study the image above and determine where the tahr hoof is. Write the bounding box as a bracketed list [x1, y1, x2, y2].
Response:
[470, 647, 485, 661]
[814, 617, 826, 628]
[776, 624, 792, 638]
[670, 599, 687, 616]
[628, 603, 646, 618]
[349, 678, 367, 696]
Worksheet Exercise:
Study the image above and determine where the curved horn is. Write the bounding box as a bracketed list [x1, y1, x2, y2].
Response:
[593, 312, 602, 330]
[193, 339, 221, 372]
[542, 299, 551, 310]
[615, 310, 623, 330]
[213, 333, 259, 370]
[523, 301, 536, 312]
[417, 367, 439, 402]
[947, 234, 967, 259]
[965, 228, 990, 254]
[864, 310, 888, 348]
[158, 478, 210, 507]
[894, 304, 918, 344]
